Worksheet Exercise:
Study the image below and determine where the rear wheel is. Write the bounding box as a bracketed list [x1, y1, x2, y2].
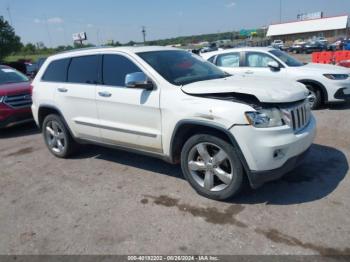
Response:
[42, 114, 78, 158]
[181, 134, 244, 200]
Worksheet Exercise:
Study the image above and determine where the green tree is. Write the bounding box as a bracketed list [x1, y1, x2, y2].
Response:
[22, 43, 36, 54]
[0, 16, 22, 61]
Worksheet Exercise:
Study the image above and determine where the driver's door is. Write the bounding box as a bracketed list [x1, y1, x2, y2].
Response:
[242, 52, 286, 79]
[95, 54, 162, 153]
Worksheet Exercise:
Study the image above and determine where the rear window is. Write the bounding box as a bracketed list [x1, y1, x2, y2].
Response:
[67, 55, 99, 84]
[42, 58, 70, 82]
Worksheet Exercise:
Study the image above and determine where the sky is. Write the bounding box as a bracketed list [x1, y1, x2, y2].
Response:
[0, 0, 349, 47]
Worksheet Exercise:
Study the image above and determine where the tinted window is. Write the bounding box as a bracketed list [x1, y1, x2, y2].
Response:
[269, 49, 304, 67]
[42, 58, 70, 82]
[68, 55, 99, 84]
[138, 51, 227, 86]
[0, 66, 29, 85]
[216, 53, 240, 68]
[103, 54, 141, 86]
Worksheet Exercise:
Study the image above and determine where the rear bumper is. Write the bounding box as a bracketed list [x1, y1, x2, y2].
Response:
[249, 148, 310, 189]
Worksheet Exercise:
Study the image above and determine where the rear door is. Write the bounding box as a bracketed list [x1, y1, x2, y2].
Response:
[95, 53, 162, 153]
[214, 52, 245, 75]
[53, 55, 100, 138]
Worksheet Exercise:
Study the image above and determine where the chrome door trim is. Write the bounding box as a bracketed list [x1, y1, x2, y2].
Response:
[74, 120, 158, 138]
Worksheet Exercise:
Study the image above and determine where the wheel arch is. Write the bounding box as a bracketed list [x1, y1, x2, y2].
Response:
[169, 120, 250, 174]
[298, 79, 328, 103]
[38, 105, 75, 138]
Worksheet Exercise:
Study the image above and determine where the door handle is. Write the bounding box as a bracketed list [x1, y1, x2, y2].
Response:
[98, 91, 112, 98]
[244, 71, 254, 74]
[57, 87, 68, 93]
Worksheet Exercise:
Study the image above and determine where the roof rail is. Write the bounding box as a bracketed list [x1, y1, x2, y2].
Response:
[57, 45, 114, 55]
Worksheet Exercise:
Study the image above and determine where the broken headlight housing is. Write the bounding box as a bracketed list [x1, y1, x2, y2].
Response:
[245, 108, 284, 128]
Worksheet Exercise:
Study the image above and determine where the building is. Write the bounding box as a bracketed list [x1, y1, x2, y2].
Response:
[267, 15, 349, 43]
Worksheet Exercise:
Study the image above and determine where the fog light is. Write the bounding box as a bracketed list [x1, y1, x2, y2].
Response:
[273, 149, 285, 159]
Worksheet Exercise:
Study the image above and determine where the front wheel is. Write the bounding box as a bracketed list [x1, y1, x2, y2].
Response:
[306, 85, 322, 110]
[181, 134, 244, 200]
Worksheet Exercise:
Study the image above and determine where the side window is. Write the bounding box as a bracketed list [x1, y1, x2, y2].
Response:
[103, 54, 142, 87]
[42, 58, 70, 82]
[216, 53, 240, 68]
[246, 52, 276, 68]
[207, 56, 216, 64]
[67, 55, 99, 84]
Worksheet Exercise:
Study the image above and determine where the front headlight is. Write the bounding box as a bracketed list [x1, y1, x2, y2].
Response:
[0, 96, 4, 103]
[323, 74, 349, 80]
[245, 108, 284, 128]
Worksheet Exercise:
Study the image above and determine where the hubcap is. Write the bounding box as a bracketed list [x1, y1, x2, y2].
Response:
[307, 91, 316, 109]
[187, 142, 234, 192]
[45, 120, 66, 154]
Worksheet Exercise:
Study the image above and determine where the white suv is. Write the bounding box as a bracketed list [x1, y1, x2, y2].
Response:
[32, 46, 316, 200]
[201, 47, 350, 109]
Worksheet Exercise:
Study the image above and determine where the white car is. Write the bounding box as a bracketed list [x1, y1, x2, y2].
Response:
[31, 46, 316, 200]
[202, 47, 350, 109]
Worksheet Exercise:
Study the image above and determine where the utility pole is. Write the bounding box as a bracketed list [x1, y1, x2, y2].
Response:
[6, 5, 13, 26]
[142, 26, 146, 44]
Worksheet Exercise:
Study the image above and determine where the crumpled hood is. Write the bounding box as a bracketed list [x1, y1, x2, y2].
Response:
[181, 75, 308, 103]
[303, 63, 350, 74]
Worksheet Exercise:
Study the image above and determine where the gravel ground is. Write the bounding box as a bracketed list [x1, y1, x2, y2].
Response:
[0, 103, 349, 255]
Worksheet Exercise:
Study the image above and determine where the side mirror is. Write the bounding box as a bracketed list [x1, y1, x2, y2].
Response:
[267, 61, 280, 71]
[125, 72, 154, 90]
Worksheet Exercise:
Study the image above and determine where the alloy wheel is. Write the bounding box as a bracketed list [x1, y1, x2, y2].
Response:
[187, 142, 234, 192]
[45, 120, 66, 154]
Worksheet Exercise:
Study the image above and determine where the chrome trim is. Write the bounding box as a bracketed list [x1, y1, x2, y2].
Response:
[74, 120, 158, 138]
[281, 100, 311, 133]
[3, 93, 32, 109]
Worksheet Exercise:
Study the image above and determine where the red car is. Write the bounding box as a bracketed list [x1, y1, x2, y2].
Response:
[337, 60, 350, 68]
[0, 65, 33, 129]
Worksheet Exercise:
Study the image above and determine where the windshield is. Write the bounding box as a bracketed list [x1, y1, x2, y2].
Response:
[137, 50, 228, 86]
[269, 49, 304, 67]
[0, 66, 29, 85]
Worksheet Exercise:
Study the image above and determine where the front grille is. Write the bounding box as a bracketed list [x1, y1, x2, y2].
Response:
[281, 101, 311, 133]
[4, 93, 32, 109]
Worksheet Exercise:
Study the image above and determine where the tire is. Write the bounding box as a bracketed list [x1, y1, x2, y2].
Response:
[181, 134, 244, 200]
[306, 85, 322, 110]
[42, 114, 78, 158]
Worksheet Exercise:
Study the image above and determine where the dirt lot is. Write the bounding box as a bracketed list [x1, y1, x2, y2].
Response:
[0, 103, 349, 255]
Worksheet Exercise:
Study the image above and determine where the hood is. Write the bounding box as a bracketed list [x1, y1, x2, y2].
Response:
[181, 75, 308, 103]
[0, 82, 32, 96]
[303, 63, 350, 74]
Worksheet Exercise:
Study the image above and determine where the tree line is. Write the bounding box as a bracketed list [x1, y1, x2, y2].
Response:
[1, 15, 266, 62]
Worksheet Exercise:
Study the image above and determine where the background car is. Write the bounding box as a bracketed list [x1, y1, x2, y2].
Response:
[0, 65, 33, 129]
[289, 40, 307, 54]
[302, 41, 328, 53]
[202, 47, 350, 109]
[271, 39, 285, 50]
